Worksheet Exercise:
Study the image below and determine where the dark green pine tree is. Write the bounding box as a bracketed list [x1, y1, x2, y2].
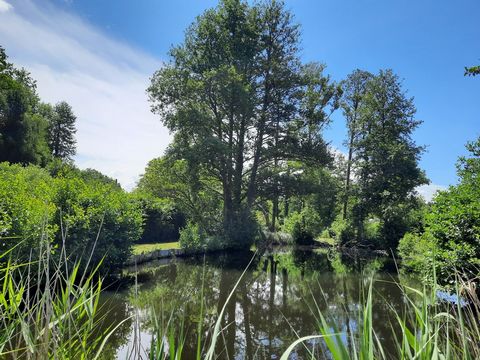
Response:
[48, 101, 77, 161]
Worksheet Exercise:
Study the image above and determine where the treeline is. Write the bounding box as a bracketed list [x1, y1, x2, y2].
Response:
[0, 46, 148, 272]
[0, 47, 76, 165]
[141, 0, 426, 251]
[139, 0, 479, 282]
[1, 0, 478, 281]
[1, 45, 187, 271]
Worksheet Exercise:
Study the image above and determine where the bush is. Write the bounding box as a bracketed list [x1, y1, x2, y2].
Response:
[398, 232, 436, 279]
[364, 218, 381, 244]
[283, 211, 315, 246]
[54, 175, 143, 272]
[291, 220, 314, 245]
[398, 137, 480, 284]
[0, 162, 143, 272]
[179, 221, 205, 251]
[179, 221, 227, 252]
[328, 217, 355, 246]
[222, 209, 257, 248]
[0, 163, 57, 255]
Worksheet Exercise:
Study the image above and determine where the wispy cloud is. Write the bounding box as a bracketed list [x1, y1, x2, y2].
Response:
[0, 0, 170, 189]
[0, 0, 12, 13]
[416, 183, 447, 202]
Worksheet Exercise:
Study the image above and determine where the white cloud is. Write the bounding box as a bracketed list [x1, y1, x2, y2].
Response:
[416, 184, 447, 202]
[0, 0, 170, 189]
[0, 0, 12, 13]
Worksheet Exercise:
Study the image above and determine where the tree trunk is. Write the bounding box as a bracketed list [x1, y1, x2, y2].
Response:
[342, 131, 354, 220]
[247, 47, 272, 208]
[233, 116, 246, 209]
[343, 105, 359, 220]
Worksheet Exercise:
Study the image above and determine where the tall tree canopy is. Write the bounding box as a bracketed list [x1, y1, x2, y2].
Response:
[340, 69, 374, 220]
[147, 0, 340, 245]
[1, 47, 77, 166]
[0, 46, 50, 165]
[464, 64, 480, 76]
[351, 70, 427, 247]
[46, 101, 77, 161]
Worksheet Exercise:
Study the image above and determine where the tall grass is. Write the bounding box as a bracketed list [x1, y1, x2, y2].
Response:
[2, 236, 479, 360]
[280, 275, 480, 360]
[0, 238, 123, 359]
[122, 258, 479, 359]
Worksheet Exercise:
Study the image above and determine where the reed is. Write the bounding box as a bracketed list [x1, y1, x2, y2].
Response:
[0, 239, 122, 359]
[2, 239, 479, 359]
[280, 274, 480, 360]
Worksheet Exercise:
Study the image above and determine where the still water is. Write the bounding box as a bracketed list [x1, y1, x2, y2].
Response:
[99, 247, 416, 359]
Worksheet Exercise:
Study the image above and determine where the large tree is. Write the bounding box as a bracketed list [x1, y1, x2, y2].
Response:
[340, 69, 373, 220]
[147, 0, 339, 245]
[45, 101, 77, 161]
[0, 46, 50, 165]
[352, 70, 427, 248]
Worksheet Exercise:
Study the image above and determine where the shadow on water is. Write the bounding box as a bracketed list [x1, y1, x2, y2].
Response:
[99, 247, 417, 359]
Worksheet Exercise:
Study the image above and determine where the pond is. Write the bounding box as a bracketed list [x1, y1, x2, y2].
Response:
[99, 247, 418, 359]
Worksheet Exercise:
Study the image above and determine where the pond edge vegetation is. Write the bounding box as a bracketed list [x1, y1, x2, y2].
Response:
[1, 0, 480, 357]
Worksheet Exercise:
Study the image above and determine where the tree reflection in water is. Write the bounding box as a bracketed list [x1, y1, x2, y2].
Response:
[99, 248, 415, 359]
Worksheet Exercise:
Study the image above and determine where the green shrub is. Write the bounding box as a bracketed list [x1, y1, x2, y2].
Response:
[283, 211, 315, 245]
[398, 137, 480, 284]
[179, 221, 232, 253]
[328, 217, 356, 246]
[0, 163, 57, 255]
[398, 231, 436, 280]
[364, 218, 381, 244]
[0, 162, 143, 272]
[222, 209, 257, 248]
[282, 211, 301, 234]
[179, 221, 205, 251]
[53, 176, 143, 272]
[292, 220, 314, 245]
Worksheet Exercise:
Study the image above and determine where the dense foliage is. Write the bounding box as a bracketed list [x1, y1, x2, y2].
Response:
[337, 70, 427, 249]
[0, 47, 50, 165]
[147, 0, 340, 247]
[0, 162, 143, 271]
[144, 0, 427, 252]
[0, 46, 141, 272]
[399, 137, 480, 283]
[44, 101, 77, 161]
[133, 191, 185, 244]
[0, 47, 77, 165]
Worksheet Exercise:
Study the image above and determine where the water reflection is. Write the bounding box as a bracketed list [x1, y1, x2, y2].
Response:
[100, 248, 416, 359]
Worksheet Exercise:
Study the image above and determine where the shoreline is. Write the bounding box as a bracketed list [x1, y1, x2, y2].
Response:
[125, 239, 390, 267]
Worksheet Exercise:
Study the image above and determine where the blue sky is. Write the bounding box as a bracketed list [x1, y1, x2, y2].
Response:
[1, 0, 479, 196]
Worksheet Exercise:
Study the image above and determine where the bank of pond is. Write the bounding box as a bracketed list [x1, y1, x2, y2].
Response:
[1, 245, 480, 359]
[92, 247, 477, 359]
